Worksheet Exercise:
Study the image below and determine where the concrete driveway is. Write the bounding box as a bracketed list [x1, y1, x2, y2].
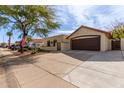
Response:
[63, 51, 124, 88]
[1, 48, 124, 88]
[0, 48, 76, 88]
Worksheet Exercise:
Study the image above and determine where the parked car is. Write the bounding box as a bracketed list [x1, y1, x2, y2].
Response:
[10, 45, 16, 50]
[15, 45, 20, 50]
[6, 46, 8, 48]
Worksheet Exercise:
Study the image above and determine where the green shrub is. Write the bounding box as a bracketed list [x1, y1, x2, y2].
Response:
[28, 47, 32, 50]
[37, 48, 50, 52]
[18, 48, 29, 52]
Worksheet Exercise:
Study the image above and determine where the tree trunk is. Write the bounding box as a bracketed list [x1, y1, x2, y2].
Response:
[20, 34, 27, 54]
[20, 42, 23, 54]
[8, 37, 11, 48]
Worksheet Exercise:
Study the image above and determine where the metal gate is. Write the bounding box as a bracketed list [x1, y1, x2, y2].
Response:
[112, 39, 120, 50]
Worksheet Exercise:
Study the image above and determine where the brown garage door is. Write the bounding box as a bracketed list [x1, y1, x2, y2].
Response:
[71, 36, 100, 51]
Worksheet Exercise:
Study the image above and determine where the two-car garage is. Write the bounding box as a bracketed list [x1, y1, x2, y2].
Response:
[66, 25, 111, 51]
[71, 35, 100, 51]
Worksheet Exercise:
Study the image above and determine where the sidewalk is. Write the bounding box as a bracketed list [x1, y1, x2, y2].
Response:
[0, 48, 76, 88]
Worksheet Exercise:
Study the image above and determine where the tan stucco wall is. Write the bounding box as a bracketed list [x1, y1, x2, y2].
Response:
[67, 27, 110, 51]
[108, 39, 112, 50]
[102, 35, 111, 51]
[121, 38, 124, 50]
[41, 35, 69, 51]
[61, 42, 70, 51]
[43, 35, 67, 47]
[40, 46, 57, 51]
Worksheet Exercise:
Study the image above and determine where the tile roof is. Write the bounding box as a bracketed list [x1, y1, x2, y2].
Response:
[32, 39, 43, 43]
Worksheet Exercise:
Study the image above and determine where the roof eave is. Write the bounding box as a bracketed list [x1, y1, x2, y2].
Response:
[66, 25, 112, 39]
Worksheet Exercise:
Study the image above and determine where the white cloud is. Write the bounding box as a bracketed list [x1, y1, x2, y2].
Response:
[62, 5, 124, 31]
[55, 6, 70, 24]
[65, 6, 108, 29]
[49, 30, 73, 36]
[109, 6, 124, 21]
[67, 5, 93, 26]
[94, 6, 124, 30]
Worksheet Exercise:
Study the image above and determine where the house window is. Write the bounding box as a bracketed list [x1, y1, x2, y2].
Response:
[47, 40, 50, 47]
[53, 40, 57, 46]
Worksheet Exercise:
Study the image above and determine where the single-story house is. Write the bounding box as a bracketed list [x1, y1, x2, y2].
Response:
[66, 25, 112, 51]
[32, 25, 124, 51]
[15, 41, 21, 45]
[40, 34, 69, 51]
[29, 39, 44, 48]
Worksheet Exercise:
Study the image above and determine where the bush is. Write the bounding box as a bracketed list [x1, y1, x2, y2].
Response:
[37, 48, 50, 52]
[24, 48, 29, 51]
[28, 47, 32, 50]
[18, 48, 29, 52]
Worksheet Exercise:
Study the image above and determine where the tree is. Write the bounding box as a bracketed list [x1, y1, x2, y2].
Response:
[26, 35, 32, 43]
[0, 6, 60, 53]
[1, 42, 6, 47]
[6, 31, 13, 48]
[110, 22, 124, 39]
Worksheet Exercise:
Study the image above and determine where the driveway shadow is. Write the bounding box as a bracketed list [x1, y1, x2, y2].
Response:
[0, 54, 14, 59]
[0, 51, 46, 88]
[0, 51, 48, 68]
[63, 50, 124, 62]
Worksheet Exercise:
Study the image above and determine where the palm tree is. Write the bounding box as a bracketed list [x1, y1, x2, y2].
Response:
[6, 31, 13, 48]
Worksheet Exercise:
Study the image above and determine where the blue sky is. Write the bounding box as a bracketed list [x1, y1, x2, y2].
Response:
[1, 5, 124, 43]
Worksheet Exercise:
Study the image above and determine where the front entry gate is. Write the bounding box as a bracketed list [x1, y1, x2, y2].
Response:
[112, 39, 120, 50]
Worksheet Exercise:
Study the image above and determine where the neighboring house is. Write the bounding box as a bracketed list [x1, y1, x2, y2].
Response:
[29, 39, 43, 48]
[66, 25, 112, 51]
[40, 34, 69, 51]
[0, 42, 8, 47]
[15, 41, 21, 45]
